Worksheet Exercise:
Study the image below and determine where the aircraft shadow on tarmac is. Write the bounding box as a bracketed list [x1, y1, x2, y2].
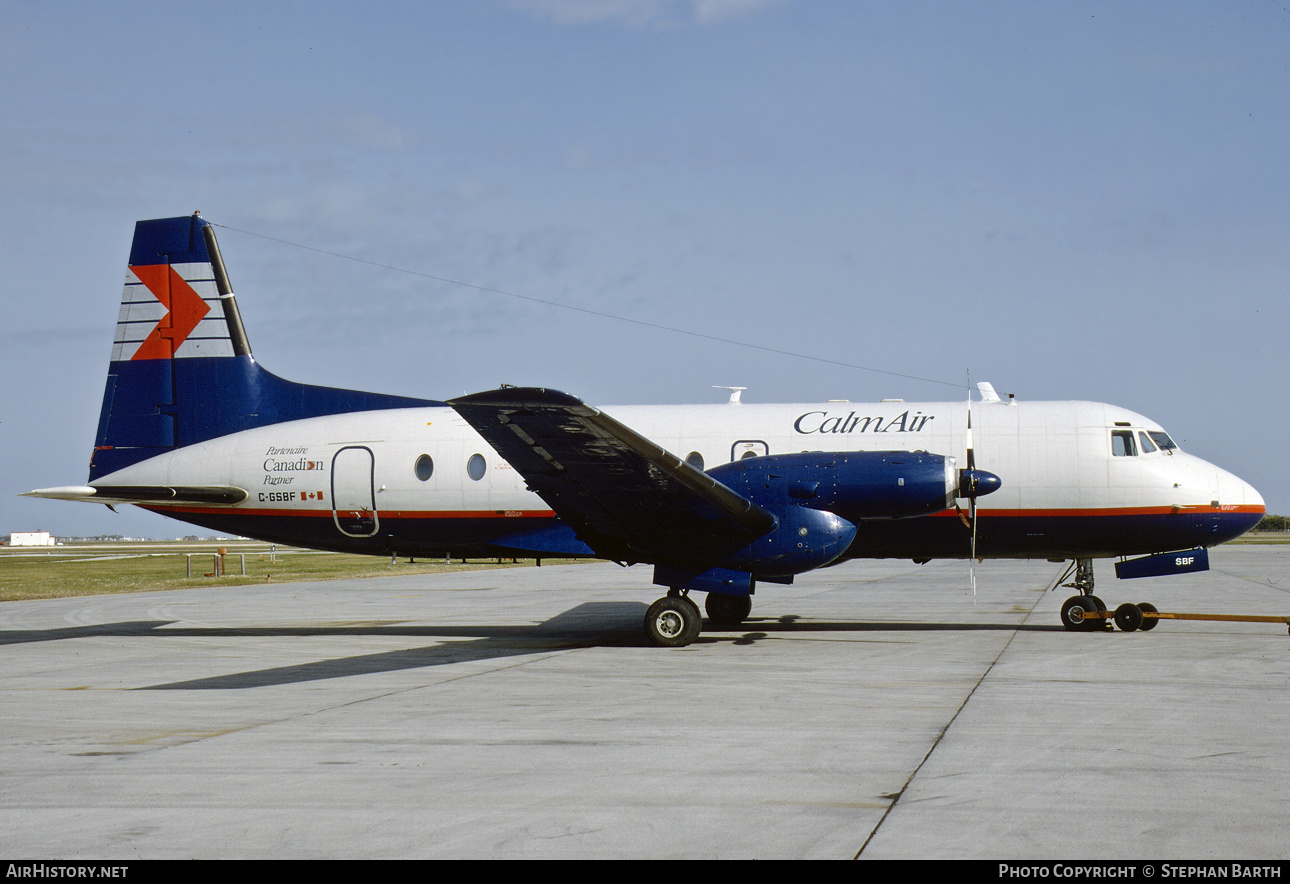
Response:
[0, 603, 1061, 690]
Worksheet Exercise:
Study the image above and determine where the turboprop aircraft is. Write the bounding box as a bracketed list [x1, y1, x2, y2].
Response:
[25, 214, 1266, 646]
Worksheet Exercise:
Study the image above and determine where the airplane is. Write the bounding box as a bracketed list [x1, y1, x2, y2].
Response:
[24, 214, 1266, 646]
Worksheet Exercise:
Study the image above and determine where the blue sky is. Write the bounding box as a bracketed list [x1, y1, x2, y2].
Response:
[3, 0, 1288, 538]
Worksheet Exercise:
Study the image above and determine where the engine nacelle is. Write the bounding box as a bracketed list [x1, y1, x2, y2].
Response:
[725, 504, 857, 577]
[708, 450, 959, 521]
[656, 451, 985, 586]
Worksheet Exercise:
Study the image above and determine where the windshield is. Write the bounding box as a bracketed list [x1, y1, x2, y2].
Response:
[1147, 431, 1178, 452]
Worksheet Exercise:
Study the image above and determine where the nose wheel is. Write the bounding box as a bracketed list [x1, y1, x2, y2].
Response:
[1060, 594, 1108, 631]
[1059, 557, 1112, 631]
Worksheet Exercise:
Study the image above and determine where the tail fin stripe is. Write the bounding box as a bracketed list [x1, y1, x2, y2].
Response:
[115, 263, 228, 360]
[128, 264, 212, 361]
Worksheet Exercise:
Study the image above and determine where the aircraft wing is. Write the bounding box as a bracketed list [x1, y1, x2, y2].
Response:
[449, 388, 776, 566]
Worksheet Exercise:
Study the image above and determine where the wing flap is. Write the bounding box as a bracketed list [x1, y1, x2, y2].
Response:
[449, 388, 775, 565]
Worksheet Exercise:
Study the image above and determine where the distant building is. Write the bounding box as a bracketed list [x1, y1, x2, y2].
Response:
[10, 532, 57, 546]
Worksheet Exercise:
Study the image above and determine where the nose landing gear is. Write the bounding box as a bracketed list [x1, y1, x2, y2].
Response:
[1060, 593, 1108, 631]
[1059, 558, 1111, 631]
[1058, 558, 1160, 632]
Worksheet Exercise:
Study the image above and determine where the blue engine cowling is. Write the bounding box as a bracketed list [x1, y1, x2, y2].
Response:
[654, 451, 973, 592]
[653, 504, 858, 591]
[707, 450, 959, 521]
[725, 504, 858, 577]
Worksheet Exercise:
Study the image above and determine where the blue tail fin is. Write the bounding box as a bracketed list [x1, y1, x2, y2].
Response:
[90, 214, 439, 481]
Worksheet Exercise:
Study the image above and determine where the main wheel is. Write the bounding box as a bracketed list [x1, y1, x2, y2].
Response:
[1114, 602, 1143, 632]
[1137, 602, 1160, 631]
[705, 592, 752, 626]
[644, 596, 702, 647]
[1061, 595, 1102, 632]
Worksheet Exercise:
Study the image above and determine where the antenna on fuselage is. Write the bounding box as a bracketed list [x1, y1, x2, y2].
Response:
[713, 386, 746, 405]
[977, 381, 1001, 402]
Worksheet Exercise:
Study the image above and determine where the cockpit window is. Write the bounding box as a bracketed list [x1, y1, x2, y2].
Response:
[1148, 431, 1177, 453]
[1111, 430, 1137, 457]
[1138, 431, 1157, 453]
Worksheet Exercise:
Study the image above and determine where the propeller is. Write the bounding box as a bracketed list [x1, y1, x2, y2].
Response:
[957, 381, 1003, 594]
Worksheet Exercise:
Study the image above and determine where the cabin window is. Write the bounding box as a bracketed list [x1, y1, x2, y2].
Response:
[414, 454, 434, 481]
[685, 451, 704, 471]
[1138, 432, 1157, 454]
[467, 453, 486, 481]
[1111, 430, 1137, 457]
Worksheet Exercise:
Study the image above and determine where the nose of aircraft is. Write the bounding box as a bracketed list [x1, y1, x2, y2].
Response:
[1213, 464, 1265, 542]
[1214, 460, 1264, 508]
[1242, 476, 1265, 510]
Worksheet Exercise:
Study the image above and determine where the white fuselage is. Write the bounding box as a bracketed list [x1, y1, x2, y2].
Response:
[93, 396, 1264, 561]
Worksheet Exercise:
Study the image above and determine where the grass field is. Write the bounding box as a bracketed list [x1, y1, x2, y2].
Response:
[1229, 532, 1290, 544]
[0, 541, 565, 602]
[2, 533, 1285, 603]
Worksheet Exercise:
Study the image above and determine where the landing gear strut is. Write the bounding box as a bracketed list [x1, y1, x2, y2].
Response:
[1060, 558, 1109, 631]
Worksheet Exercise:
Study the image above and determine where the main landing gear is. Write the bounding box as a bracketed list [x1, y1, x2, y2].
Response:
[644, 591, 702, 647]
[704, 592, 752, 626]
[1058, 558, 1159, 633]
[643, 590, 753, 647]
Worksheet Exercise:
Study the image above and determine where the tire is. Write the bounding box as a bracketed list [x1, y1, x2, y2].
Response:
[1087, 595, 1109, 630]
[644, 596, 701, 647]
[1061, 595, 1100, 632]
[1137, 602, 1160, 631]
[1114, 602, 1143, 632]
[705, 593, 752, 626]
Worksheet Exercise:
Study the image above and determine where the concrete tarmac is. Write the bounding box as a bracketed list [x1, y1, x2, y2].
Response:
[1, 545, 1288, 859]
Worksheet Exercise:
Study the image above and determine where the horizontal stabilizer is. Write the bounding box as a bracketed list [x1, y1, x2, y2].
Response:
[23, 485, 248, 506]
[450, 387, 776, 566]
